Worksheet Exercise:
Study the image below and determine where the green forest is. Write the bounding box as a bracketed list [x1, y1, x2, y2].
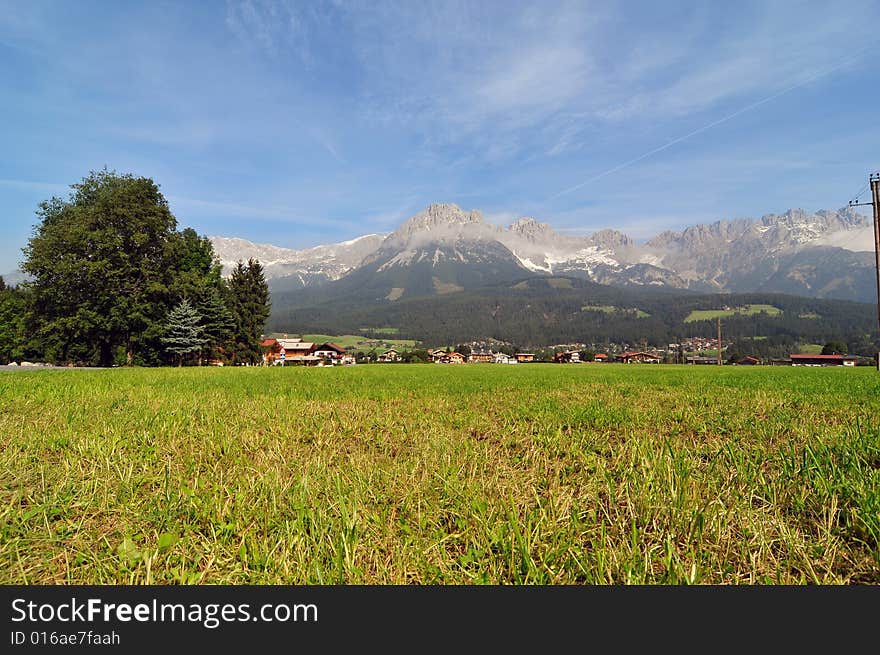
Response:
[0, 170, 270, 367]
[269, 276, 880, 358]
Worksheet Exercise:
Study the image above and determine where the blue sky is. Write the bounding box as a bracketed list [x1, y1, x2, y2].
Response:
[1, 0, 878, 273]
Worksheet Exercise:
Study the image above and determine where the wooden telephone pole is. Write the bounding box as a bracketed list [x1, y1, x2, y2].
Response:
[717, 317, 722, 366]
[849, 173, 880, 370]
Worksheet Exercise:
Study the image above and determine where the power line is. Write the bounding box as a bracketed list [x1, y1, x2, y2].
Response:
[849, 182, 870, 204]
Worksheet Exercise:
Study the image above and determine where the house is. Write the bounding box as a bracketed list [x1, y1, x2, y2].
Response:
[594, 353, 608, 362]
[261, 338, 282, 365]
[686, 355, 720, 365]
[790, 354, 859, 367]
[377, 348, 401, 363]
[553, 350, 581, 363]
[468, 350, 494, 363]
[617, 351, 661, 364]
[515, 353, 535, 363]
[494, 353, 516, 364]
[277, 338, 316, 365]
[429, 349, 448, 362]
[737, 356, 761, 365]
[440, 351, 466, 364]
[314, 342, 347, 364]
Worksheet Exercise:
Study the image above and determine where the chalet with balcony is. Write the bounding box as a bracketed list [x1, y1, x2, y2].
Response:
[314, 342, 347, 364]
[617, 351, 661, 364]
[377, 348, 401, 363]
[468, 350, 494, 363]
[277, 338, 317, 365]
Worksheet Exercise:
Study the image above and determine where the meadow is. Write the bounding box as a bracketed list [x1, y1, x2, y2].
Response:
[1, 364, 878, 584]
[684, 304, 783, 322]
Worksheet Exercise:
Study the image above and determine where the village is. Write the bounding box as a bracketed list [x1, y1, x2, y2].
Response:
[256, 336, 866, 368]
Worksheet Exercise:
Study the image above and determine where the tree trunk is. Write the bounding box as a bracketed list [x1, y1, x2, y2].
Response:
[100, 340, 113, 368]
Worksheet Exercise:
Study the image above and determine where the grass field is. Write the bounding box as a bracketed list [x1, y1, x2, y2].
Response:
[581, 305, 650, 318]
[2, 365, 878, 584]
[684, 304, 782, 323]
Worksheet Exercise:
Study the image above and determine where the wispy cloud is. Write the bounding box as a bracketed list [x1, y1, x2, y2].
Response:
[220, 0, 878, 168]
[168, 195, 358, 228]
[1, 1, 878, 273]
[0, 178, 68, 194]
[548, 46, 873, 200]
[224, 0, 312, 62]
[309, 128, 347, 165]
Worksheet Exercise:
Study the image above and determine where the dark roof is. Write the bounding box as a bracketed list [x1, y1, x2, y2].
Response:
[790, 354, 845, 360]
[316, 343, 346, 353]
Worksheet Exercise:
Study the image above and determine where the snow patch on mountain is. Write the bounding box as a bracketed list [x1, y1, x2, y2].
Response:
[213, 203, 873, 300]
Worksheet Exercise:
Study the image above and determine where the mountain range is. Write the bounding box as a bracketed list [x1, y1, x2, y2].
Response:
[210, 203, 877, 303]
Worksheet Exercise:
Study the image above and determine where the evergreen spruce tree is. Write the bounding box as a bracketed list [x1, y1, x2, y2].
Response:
[200, 288, 236, 362]
[227, 259, 271, 364]
[162, 299, 206, 366]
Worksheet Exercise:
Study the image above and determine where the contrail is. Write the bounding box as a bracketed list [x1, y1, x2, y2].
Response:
[548, 46, 876, 201]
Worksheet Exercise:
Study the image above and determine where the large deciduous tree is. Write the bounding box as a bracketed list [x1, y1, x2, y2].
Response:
[21, 170, 227, 366]
[22, 171, 178, 365]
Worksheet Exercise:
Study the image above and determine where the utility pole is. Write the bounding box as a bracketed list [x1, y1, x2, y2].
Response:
[849, 172, 880, 371]
[717, 317, 722, 366]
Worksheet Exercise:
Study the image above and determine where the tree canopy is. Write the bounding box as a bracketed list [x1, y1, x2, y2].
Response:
[16, 169, 270, 366]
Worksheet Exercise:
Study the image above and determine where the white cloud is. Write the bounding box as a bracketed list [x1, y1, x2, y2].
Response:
[219, 0, 878, 165]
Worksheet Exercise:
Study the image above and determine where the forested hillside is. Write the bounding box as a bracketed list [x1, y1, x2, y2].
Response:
[268, 276, 878, 353]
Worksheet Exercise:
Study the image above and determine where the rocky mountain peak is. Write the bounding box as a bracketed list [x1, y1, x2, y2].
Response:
[589, 228, 634, 249]
[645, 230, 681, 249]
[508, 217, 556, 241]
[215, 203, 875, 302]
[391, 203, 484, 239]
